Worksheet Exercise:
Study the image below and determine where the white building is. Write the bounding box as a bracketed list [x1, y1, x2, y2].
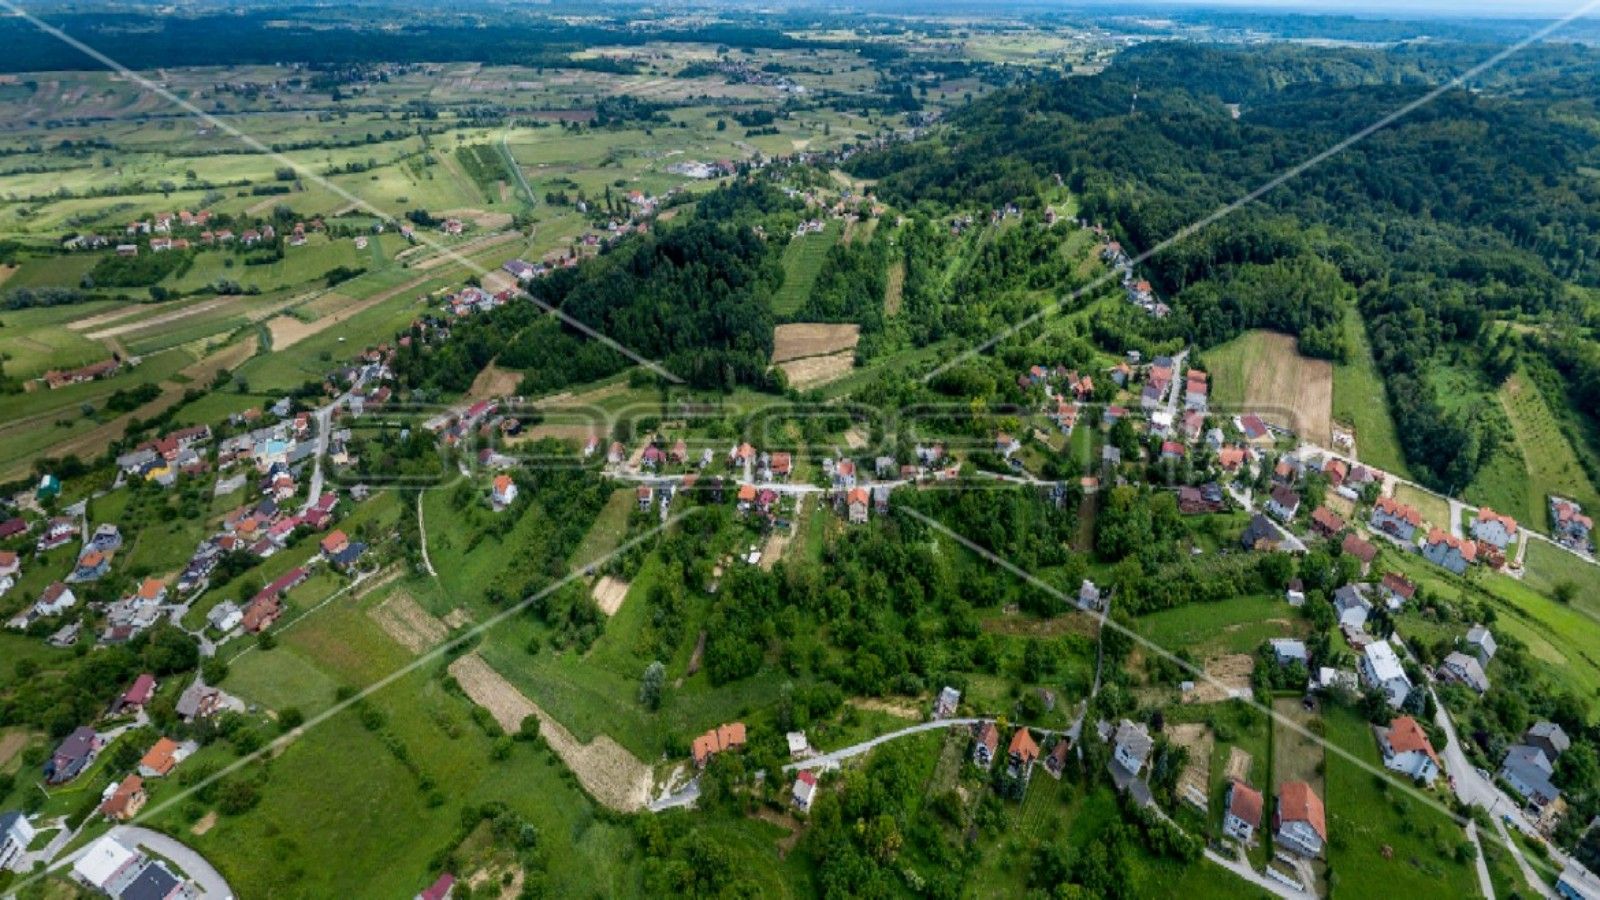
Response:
[1359, 640, 1412, 708]
[1377, 716, 1440, 785]
[0, 811, 36, 872]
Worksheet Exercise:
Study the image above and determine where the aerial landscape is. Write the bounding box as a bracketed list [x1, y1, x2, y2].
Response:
[3, 0, 1600, 897]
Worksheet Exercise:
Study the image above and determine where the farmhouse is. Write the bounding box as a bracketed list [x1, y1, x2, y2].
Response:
[43, 359, 120, 390]
[846, 487, 870, 524]
[1273, 781, 1327, 858]
[98, 774, 147, 821]
[1376, 716, 1440, 784]
[491, 474, 518, 510]
[1310, 506, 1344, 537]
[1550, 498, 1593, 548]
[1466, 625, 1497, 665]
[1380, 572, 1416, 609]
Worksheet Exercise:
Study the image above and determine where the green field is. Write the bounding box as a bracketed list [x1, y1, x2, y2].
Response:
[1135, 594, 1305, 657]
[772, 220, 842, 316]
[1484, 372, 1600, 524]
[1322, 705, 1481, 899]
[1333, 307, 1411, 477]
[1522, 540, 1600, 620]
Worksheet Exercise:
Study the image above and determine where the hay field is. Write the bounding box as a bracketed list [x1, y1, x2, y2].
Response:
[1204, 330, 1332, 445]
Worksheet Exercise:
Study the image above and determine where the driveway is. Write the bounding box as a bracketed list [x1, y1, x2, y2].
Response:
[112, 825, 234, 899]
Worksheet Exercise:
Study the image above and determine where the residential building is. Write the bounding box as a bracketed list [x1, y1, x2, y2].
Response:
[1266, 485, 1300, 521]
[792, 771, 819, 813]
[1009, 728, 1041, 780]
[1333, 584, 1372, 629]
[1466, 625, 1497, 666]
[1377, 716, 1440, 784]
[1044, 739, 1071, 779]
[1310, 506, 1344, 537]
[690, 722, 746, 768]
[1223, 780, 1263, 843]
[45, 726, 101, 784]
[1270, 639, 1308, 667]
[933, 686, 961, 719]
[1359, 640, 1412, 708]
[98, 774, 147, 821]
[0, 811, 35, 872]
[1422, 529, 1476, 575]
[786, 732, 809, 757]
[1371, 497, 1424, 541]
[416, 873, 456, 900]
[846, 487, 869, 524]
[1112, 720, 1153, 775]
[1472, 507, 1518, 549]
[72, 835, 142, 895]
[1438, 651, 1490, 694]
[119, 673, 157, 712]
[1274, 781, 1327, 858]
[1500, 744, 1561, 809]
[973, 721, 1000, 767]
[138, 737, 185, 778]
[491, 474, 518, 510]
[1380, 572, 1416, 609]
[1342, 533, 1378, 573]
[1524, 722, 1571, 765]
[1241, 514, 1283, 552]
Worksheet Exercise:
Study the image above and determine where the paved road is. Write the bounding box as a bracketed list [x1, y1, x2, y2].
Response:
[300, 377, 364, 514]
[1202, 848, 1312, 899]
[784, 718, 984, 773]
[115, 826, 234, 899]
[1466, 822, 1497, 900]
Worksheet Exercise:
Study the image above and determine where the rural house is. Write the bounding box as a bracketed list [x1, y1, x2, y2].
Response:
[1310, 506, 1344, 537]
[98, 774, 147, 821]
[45, 726, 102, 784]
[1223, 780, 1263, 843]
[1380, 572, 1416, 609]
[1466, 625, 1497, 665]
[1341, 533, 1377, 573]
[0, 811, 35, 872]
[691, 722, 746, 768]
[933, 686, 961, 719]
[1274, 781, 1328, 857]
[1266, 485, 1301, 521]
[1333, 584, 1372, 629]
[1111, 720, 1153, 776]
[1525, 722, 1570, 765]
[1008, 728, 1041, 780]
[973, 722, 1000, 767]
[1376, 716, 1440, 784]
[792, 771, 819, 813]
[1500, 744, 1561, 810]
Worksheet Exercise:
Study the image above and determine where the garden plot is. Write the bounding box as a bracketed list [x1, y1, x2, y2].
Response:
[369, 589, 448, 654]
[448, 653, 652, 812]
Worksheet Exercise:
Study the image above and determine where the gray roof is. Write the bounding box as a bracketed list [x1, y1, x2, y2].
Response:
[1114, 720, 1153, 764]
[1333, 584, 1370, 612]
[1502, 744, 1560, 802]
[0, 810, 27, 836]
[1442, 652, 1489, 689]
[1527, 721, 1571, 755]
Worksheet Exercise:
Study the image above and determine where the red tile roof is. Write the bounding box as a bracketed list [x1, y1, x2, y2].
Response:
[1374, 496, 1422, 525]
[1229, 780, 1263, 828]
[1386, 716, 1441, 768]
[1278, 781, 1327, 841]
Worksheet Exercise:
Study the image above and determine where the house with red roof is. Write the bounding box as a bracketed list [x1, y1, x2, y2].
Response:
[1224, 780, 1263, 843]
[1471, 507, 1518, 550]
[792, 770, 819, 812]
[1341, 532, 1377, 574]
[691, 722, 747, 767]
[1377, 716, 1441, 784]
[1370, 496, 1423, 541]
[118, 674, 156, 713]
[1274, 781, 1327, 857]
[1422, 528, 1476, 575]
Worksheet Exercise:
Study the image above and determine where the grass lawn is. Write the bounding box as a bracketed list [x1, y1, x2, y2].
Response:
[1333, 307, 1411, 478]
[1393, 483, 1452, 533]
[1322, 704, 1480, 899]
[771, 220, 841, 316]
[1522, 540, 1600, 611]
[1135, 594, 1305, 657]
[568, 486, 634, 571]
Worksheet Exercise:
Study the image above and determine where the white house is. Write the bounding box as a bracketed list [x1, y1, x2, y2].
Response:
[491, 474, 518, 510]
[1274, 781, 1327, 858]
[72, 835, 142, 895]
[792, 771, 819, 813]
[1112, 720, 1153, 775]
[1223, 780, 1263, 844]
[1359, 640, 1412, 708]
[0, 811, 36, 872]
[1266, 485, 1301, 521]
[1269, 639, 1309, 667]
[1377, 716, 1440, 784]
[1332, 584, 1371, 629]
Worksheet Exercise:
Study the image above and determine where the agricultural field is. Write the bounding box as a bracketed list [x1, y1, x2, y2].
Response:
[1202, 330, 1333, 446]
[1134, 594, 1306, 658]
[1332, 308, 1411, 477]
[772, 220, 842, 315]
[1483, 371, 1600, 524]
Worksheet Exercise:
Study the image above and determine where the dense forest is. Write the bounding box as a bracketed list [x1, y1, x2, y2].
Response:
[851, 41, 1600, 491]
